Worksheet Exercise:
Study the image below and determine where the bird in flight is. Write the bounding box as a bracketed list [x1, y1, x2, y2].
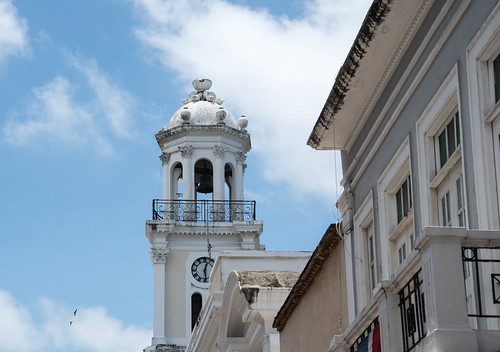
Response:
[74, 309, 78, 316]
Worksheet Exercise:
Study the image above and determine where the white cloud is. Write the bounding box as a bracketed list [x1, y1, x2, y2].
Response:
[3, 53, 136, 156]
[0, 0, 29, 64]
[133, 0, 370, 199]
[0, 289, 151, 352]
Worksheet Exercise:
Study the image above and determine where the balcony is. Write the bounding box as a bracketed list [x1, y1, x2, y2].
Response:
[152, 199, 256, 222]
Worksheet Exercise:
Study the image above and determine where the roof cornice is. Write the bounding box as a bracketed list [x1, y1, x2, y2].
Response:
[273, 224, 342, 331]
[307, 0, 392, 150]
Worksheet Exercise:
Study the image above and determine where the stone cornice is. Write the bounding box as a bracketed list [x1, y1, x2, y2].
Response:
[156, 124, 251, 154]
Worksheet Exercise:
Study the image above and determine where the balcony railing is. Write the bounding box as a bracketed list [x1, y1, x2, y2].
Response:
[462, 247, 500, 319]
[152, 199, 256, 222]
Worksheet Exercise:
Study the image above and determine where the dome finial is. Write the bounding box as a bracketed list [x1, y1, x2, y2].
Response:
[192, 79, 212, 92]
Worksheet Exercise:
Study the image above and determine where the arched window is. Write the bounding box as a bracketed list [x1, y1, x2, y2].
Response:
[191, 293, 203, 330]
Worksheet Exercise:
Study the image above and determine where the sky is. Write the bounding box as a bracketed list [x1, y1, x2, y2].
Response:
[0, 0, 371, 351]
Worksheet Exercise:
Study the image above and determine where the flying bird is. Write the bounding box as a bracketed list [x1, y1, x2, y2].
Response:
[69, 321, 73, 325]
[74, 309, 77, 316]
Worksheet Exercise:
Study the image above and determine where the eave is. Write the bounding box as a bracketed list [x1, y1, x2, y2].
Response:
[307, 0, 433, 151]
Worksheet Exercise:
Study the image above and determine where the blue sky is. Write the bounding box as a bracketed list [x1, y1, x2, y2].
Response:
[0, 0, 370, 351]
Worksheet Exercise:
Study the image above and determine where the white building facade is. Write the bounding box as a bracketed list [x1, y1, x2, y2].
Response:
[308, 0, 500, 351]
[144, 79, 264, 352]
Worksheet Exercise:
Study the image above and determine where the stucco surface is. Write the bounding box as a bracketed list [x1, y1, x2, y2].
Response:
[279, 241, 347, 351]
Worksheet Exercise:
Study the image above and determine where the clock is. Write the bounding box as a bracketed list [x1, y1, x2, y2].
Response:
[191, 257, 214, 283]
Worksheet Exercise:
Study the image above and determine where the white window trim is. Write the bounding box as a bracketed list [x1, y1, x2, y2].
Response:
[467, 2, 500, 229]
[353, 191, 375, 310]
[377, 136, 412, 278]
[416, 65, 464, 228]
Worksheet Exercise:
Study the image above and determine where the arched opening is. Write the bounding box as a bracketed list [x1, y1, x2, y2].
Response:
[191, 293, 203, 330]
[225, 163, 234, 202]
[171, 162, 183, 199]
[194, 159, 214, 201]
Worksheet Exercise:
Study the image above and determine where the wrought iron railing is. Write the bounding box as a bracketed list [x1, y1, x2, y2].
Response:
[399, 270, 426, 352]
[462, 247, 500, 319]
[152, 199, 256, 222]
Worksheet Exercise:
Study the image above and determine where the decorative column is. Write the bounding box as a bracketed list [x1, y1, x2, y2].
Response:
[416, 227, 478, 351]
[150, 246, 169, 345]
[160, 152, 171, 200]
[235, 152, 246, 201]
[212, 146, 227, 201]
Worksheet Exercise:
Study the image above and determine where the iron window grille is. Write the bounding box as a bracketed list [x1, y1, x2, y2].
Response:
[399, 270, 426, 352]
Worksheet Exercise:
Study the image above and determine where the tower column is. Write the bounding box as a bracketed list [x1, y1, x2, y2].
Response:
[213, 146, 226, 201]
[180, 145, 194, 200]
[150, 245, 169, 346]
[235, 152, 246, 201]
[160, 152, 171, 200]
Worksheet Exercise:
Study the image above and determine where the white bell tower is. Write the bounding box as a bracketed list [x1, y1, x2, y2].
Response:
[145, 79, 264, 352]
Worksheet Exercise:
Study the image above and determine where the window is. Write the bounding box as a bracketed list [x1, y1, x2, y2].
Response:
[353, 192, 377, 309]
[377, 137, 414, 274]
[398, 244, 407, 265]
[367, 224, 377, 291]
[436, 111, 460, 169]
[493, 53, 500, 102]
[191, 293, 203, 330]
[466, 4, 500, 229]
[396, 176, 412, 224]
[416, 67, 465, 228]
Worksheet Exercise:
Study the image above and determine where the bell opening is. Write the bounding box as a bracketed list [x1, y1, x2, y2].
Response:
[195, 161, 213, 195]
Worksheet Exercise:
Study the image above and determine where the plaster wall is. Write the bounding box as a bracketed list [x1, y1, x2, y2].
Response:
[165, 251, 188, 339]
[279, 241, 347, 352]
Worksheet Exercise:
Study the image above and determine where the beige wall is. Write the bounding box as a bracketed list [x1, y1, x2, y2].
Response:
[279, 240, 347, 351]
[165, 251, 188, 338]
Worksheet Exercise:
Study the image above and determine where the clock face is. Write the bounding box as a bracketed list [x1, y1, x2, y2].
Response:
[191, 257, 214, 283]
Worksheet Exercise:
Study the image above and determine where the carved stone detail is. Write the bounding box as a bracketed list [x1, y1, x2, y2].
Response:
[150, 247, 169, 264]
[243, 163, 247, 174]
[236, 152, 247, 164]
[159, 152, 171, 165]
[213, 145, 228, 159]
[178, 145, 193, 159]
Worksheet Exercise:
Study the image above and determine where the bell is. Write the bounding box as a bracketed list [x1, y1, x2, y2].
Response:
[196, 166, 213, 194]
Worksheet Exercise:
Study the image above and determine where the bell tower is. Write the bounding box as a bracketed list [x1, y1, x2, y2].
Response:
[145, 79, 264, 352]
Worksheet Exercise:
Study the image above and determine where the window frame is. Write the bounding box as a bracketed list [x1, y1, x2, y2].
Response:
[466, 2, 500, 229]
[378, 137, 415, 276]
[353, 191, 377, 309]
[416, 66, 465, 228]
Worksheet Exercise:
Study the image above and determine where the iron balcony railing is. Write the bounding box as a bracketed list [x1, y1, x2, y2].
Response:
[152, 199, 256, 222]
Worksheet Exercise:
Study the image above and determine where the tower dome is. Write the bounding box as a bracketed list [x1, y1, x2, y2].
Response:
[167, 79, 239, 130]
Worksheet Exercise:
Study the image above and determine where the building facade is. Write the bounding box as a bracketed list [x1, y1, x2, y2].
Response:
[308, 0, 500, 351]
[274, 224, 348, 352]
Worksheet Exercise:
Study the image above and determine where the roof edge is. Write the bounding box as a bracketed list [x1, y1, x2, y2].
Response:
[307, 0, 392, 150]
[273, 223, 342, 331]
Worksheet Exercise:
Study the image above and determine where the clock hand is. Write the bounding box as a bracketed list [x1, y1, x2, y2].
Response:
[203, 262, 207, 277]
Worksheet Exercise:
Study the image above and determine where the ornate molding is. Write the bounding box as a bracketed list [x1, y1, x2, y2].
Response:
[159, 152, 171, 165]
[213, 145, 228, 158]
[236, 152, 247, 164]
[178, 145, 194, 159]
[149, 247, 169, 264]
